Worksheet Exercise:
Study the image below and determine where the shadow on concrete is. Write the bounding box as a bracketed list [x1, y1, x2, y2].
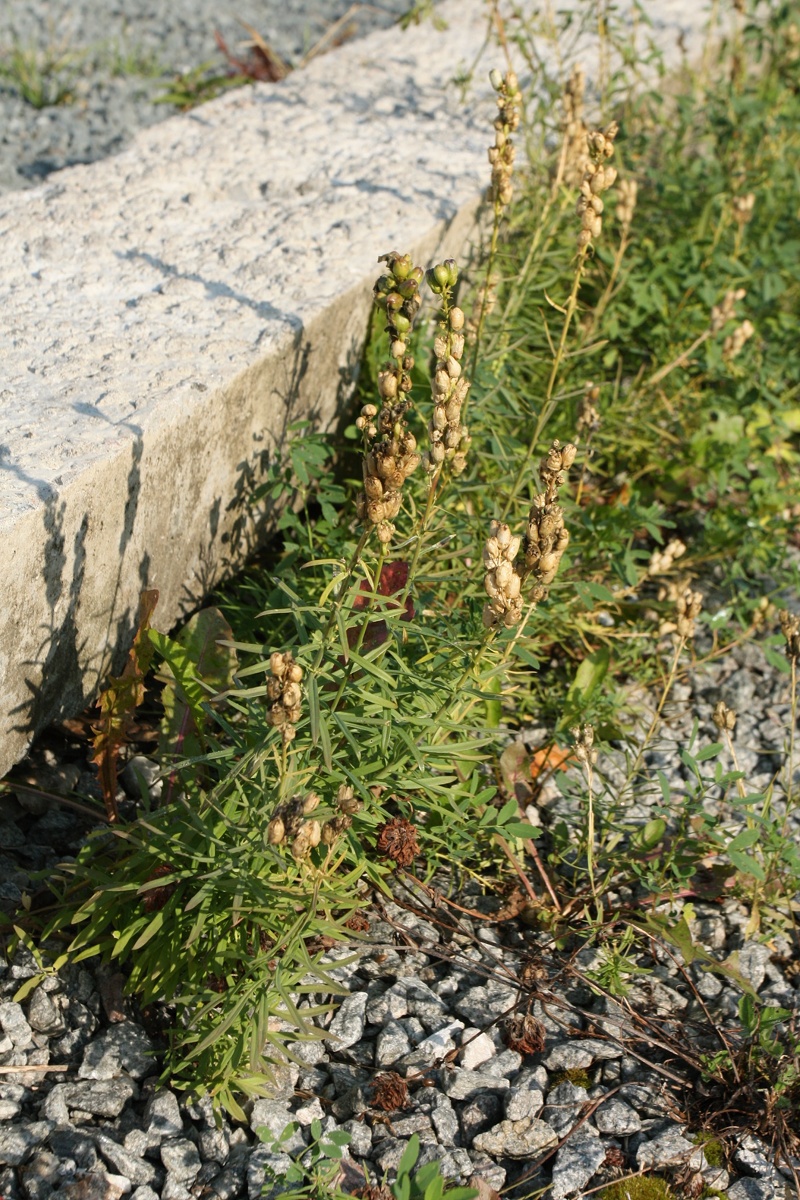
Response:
[6, 422, 151, 753]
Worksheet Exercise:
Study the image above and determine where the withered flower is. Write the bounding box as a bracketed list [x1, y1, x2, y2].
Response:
[375, 816, 420, 867]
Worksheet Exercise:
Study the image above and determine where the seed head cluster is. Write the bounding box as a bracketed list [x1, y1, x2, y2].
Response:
[483, 521, 524, 628]
[483, 440, 575, 628]
[488, 68, 521, 209]
[616, 178, 638, 229]
[780, 610, 800, 661]
[267, 651, 303, 743]
[425, 260, 471, 476]
[577, 383, 601, 434]
[321, 783, 362, 847]
[675, 584, 703, 640]
[648, 538, 686, 576]
[723, 319, 754, 361]
[576, 123, 618, 251]
[523, 441, 576, 602]
[732, 192, 755, 227]
[710, 288, 746, 333]
[357, 252, 424, 545]
[562, 63, 589, 186]
[267, 791, 321, 861]
[571, 723, 597, 765]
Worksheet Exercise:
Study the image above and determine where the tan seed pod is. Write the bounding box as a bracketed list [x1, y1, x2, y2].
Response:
[449, 307, 465, 331]
[270, 652, 286, 678]
[302, 792, 321, 815]
[267, 816, 285, 845]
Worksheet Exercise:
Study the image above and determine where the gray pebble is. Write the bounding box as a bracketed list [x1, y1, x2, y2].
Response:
[95, 1133, 158, 1187]
[728, 1181, 780, 1200]
[549, 1134, 607, 1199]
[594, 1098, 642, 1136]
[459, 1093, 503, 1144]
[160, 1138, 201, 1183]
[341, 1119, 372, 1158]
[328, 992, 368, 1050]
[636, 1123, 694, 1169]
[542, 1082, 588, 1135]
[26, 989, 65, 1037]
[143, 1090, 183, 1141]
[62, 1078, 138, 1117]
[444, 1069, 510, 1101]
[375, 1019, 411, 1067]
[0, 1121, 54, 1167]
[0, 1002, 34, 1050]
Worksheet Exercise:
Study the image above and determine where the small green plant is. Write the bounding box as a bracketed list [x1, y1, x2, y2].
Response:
[0, 39, 82, 107]
[256, 1119, 352, 1199]
[154, 62, 249, 111]
[255, 1127, 477, 1200]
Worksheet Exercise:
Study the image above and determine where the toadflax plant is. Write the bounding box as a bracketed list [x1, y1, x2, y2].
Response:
[29, 242, 579, 1115]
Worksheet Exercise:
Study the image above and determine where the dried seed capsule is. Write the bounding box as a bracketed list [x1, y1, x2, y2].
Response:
[267, 816, 285, 845]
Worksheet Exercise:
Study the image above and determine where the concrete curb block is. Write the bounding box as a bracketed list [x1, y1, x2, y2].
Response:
[1, 0, 498, 776]
[0, 1, 705, 777]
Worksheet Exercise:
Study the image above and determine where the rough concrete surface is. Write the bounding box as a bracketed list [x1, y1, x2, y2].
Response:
[0, 0, 709, 777]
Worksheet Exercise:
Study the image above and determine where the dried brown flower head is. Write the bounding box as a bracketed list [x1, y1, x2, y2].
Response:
[603, 1146, 626, 1171]
[142, 864, 177, 913]
[345, 911, 371, 933]
[370, 1071, 410, 1112]
[504, 1013, 546, 1055]
[375, 816, 419, 867]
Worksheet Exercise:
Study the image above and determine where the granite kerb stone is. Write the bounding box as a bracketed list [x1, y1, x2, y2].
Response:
[0, 0, 497, 779]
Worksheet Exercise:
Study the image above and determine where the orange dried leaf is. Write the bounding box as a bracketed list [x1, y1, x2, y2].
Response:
[530, 744, 571, 780]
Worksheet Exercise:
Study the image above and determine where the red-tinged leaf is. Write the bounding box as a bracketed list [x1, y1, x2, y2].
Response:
[347, 561, 413, 648]
[92, 589, 159, 822]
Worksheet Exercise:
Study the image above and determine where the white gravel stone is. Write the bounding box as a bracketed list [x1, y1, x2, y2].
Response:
[458, 1029, 495, 1070]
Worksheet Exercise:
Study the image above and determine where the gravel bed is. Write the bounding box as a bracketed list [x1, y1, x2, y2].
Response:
[1, 634, 800, 1199]
[0, 0, 411, 196]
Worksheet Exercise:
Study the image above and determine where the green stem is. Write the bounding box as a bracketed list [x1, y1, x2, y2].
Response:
[501, 248, 588, 520]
